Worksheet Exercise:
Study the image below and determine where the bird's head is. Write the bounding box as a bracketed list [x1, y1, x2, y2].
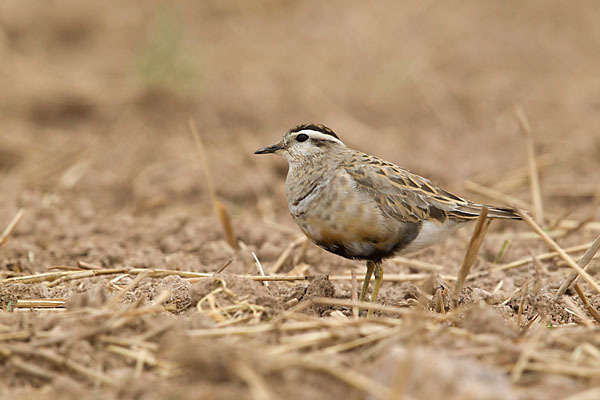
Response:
[254, 123, 345, 163]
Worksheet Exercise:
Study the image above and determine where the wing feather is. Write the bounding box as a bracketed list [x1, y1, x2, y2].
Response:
[342, 153, 519, 223]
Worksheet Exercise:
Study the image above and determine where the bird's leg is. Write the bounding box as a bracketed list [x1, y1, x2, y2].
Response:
[359, 260, 376, 303]
[367, 261, 384, 317]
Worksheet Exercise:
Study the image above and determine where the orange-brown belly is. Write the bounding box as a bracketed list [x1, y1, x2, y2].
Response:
[293, 208, 421, 260]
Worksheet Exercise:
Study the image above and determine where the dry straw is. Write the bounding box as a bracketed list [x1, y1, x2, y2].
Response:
[515, 105, 544, 225]
[468, 152, 556, 193]
[271, 236, 307, 273]
[189, 118, 238, 250]
[572, 283, 600, 323]
[516, 207, 600, 295]
[492, 241, 596, 273]
[452, 206, 490, 306]
[554, 235, 600, 299]
[464, 181, 532, 210]
[0, 209, 24, 247]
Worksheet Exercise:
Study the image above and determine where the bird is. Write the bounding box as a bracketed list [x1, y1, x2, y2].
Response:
[255, 123, 521, 313]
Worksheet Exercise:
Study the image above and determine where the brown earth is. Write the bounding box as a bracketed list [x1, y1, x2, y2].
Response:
[1, 1, 600, 399]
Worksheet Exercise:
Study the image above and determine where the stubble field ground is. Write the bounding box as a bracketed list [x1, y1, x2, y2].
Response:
[1, 1, 600, 399]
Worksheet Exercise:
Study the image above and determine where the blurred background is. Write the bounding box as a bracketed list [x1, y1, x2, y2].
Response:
[2, 3, 600, 398]
[1, 0, 599, 265]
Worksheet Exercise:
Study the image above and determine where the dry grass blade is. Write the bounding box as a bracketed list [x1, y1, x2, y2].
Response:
[562, 294, 594, 327]
[47, 268, 130, 287]
[516, 207, 600, 295]
[554, 234, 600, 299]
[464, 181, 532, 210]
[215, 257, 235, 273]
[189, 118, 238, 250]
[252, 252, 269, 287]
[129, 268, 213, 279]
[515, 105, 544, 224]
[105, 269, 152, 308]
[16, 299, 66, 308]
[5, 268, 211, 285]
[521, 314, 539, 334]
[24, 148, 87, 188]
[293, 238, 310, 265]
[436, 287, 447, 315]
[8, 355, 56, 381]
[2, 268, 126, 284]
[3, 267, 458, 290]
[547, 208, 575, 231]
[0, 209, 25, 247]
[271, 236, 306, 273]
[215, 200, 238, 251]
[46, 265, 84, 271]
[246, 275, 307, 281]
[351, 270, 359, 319]
[563, 188, 600, 235]
[452, 206, 490, 306]
[492, 242, 594, 272]
[558, 220, 600, 233]
[572, 283, 600, 324]
[189, 118, 216, 206]
[469, 152, 555, 192]
[77, 261, 103, 269]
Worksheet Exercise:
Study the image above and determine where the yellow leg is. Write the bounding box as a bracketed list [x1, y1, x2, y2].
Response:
[367, 262, 383, 317]
[359, 260, 376, 303]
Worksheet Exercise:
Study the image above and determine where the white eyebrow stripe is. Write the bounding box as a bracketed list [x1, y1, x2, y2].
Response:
[295, 129, 344, 144]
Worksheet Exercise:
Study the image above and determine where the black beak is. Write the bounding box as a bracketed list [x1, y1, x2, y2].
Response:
[254, 144, 281, 154]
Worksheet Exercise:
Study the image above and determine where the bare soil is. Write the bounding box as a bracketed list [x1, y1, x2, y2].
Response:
[1, 1, 600, 399]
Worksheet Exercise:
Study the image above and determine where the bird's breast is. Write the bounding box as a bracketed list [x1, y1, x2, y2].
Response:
[288, 178, 418, 260]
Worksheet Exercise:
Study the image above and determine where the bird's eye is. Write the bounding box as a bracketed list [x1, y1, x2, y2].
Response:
[296, 133, 309, 142]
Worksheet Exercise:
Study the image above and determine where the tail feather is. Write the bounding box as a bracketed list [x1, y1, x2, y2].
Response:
[486, 205, 522, 220]
[451, 203, 522, 220]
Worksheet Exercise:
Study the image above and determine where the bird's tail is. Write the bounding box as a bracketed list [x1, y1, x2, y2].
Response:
[452, 203, 522, 220]
[485, 205, 522, 220]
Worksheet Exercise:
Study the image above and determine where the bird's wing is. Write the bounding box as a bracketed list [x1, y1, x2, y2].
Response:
[342, 154, 519, 223]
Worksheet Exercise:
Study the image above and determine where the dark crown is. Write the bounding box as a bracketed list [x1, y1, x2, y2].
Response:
[289, 123, 340, 140]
